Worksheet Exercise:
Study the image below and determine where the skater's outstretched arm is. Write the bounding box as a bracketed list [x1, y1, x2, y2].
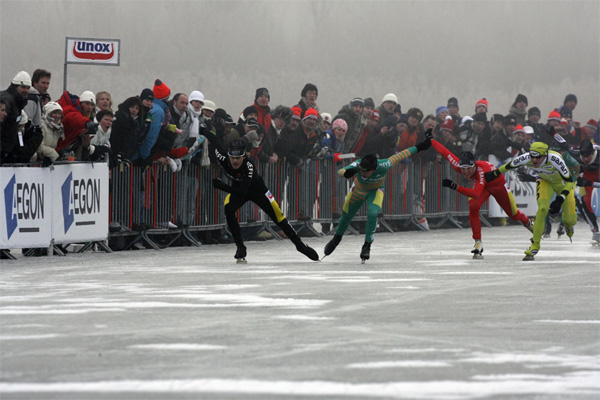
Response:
[431, 139, 461, 173]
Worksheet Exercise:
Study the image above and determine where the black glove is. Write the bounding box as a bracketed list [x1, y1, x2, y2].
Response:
[415, 129, 433, 152]
[343, 168, 357, 178]
[89, 145, 112, 161]
[425, 128, 434, 141]
[549, 195, 565, 214]
[185, 137, 196, 149]
[442, 178, 457, 190]
[204, 118, 214, 131]
[577, 176, 593, 187]
[546, 125, 555, 137]
[133, 156, 153, 169]
[484, 169, 501, 182]
[85, 121, 99, 135]
[517, 170, 537, 182]
[42, 157, 53, 167]
[212, 178, 230, 192]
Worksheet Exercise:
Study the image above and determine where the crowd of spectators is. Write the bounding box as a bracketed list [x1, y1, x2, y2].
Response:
[2, 69, 598, 172]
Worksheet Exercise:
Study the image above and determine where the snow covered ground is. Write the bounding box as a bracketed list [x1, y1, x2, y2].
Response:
[1, 225, 599, 399]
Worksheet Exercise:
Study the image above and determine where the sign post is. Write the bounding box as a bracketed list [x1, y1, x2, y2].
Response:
[63, 37, 121, 91]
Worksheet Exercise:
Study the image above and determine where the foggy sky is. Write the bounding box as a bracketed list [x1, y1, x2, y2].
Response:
[1, 0, 598, 121]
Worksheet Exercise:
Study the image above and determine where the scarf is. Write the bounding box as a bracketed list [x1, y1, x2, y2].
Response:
[186, 103, 210, 166]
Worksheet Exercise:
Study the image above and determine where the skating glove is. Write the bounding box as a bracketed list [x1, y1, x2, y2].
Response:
[549, 194, 565, 214]
[212, 178, 230, 192]
[442, 178, 457, 190]
[415, 129, 433, 152]
[517, 170, 537, 182]
[338, 168, 357, 178]
[425, 128, 434, 141]
[484, 169, 501, 182]
[577, 176, 593, 187]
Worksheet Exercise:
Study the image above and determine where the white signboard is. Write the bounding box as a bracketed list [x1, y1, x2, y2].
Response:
[65, 37, 120, 66]
[1, 167, 53, 248]
[51, 163, 109, 244]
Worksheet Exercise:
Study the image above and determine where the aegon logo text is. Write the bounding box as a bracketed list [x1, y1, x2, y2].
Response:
[3, 175, 44, 239]
[61, 173, 101, 233]
[72, 41, 115, 60]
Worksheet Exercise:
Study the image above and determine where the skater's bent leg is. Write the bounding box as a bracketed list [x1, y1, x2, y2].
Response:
[533, 180, 553, 245]
[494, 188, 530, 225]
[335, 189, 365, 236]
[224, 194, 245, 245]
[364, 189, 383, 243]
[468, 197, 484, 240]
[561, 189, 578, 232]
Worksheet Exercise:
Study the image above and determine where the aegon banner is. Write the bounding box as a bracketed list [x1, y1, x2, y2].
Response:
[65, 37, 120, 66]
[1, 163, 109, 249]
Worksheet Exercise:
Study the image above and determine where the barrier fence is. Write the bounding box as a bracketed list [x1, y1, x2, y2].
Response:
[2, 158, 494, 257]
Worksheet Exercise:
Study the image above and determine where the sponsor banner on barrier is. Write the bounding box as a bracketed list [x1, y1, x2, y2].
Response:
[51, 163, 109, 244]
[488, 170, 538, 218]
[65, 37, 120, 66]
[1, 167, 52, 248]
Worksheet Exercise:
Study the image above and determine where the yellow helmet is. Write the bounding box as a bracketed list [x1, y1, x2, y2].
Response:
[529, 142, 549, 157]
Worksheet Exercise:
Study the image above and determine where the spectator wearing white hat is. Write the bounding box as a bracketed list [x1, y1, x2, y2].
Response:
[376, 93, 398, 123]
[34, 101, 64, 163]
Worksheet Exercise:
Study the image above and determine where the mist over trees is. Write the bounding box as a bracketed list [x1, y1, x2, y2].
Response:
[1, 0, 598, 120]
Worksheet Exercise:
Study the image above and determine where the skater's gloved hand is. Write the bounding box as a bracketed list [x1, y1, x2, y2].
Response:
[442, 178, 457, 190]
[549, 195, 565, 214]
[577, 176, 593, 187]
[517, 170, 536, 182]
[425, 128, 434, 141]
[339, 168, 357, 178]
[484, 169, 501, 182]
[212, 178, 230, 192]
[415, 129, 432, 152]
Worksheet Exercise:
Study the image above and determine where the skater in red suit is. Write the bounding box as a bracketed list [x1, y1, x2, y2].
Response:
[428, 132, 532, 258]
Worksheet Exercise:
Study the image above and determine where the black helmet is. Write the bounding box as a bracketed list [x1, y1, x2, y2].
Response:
[580, 139, 594, 156]
[228, 140, 246, 157]
[359, 154, 378, 171]
[458, 151, 476, 168]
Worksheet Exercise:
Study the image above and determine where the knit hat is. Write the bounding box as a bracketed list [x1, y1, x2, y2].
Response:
[188, 90, 204, 104]
[363, 97, 375, 108]
[303, 107, 318, 120]
[301, 83, 318, 98]
[441, 117, 454, 132]
[559, 118, 569, 126]
[447, 97, 459, 108]
[491, 114, 504, 125]
[213, 108, 227, 121]
[504, 114, 516, 126]
[393, 104, 402, 114]
[547, 110, 561, 121]
[435, 106, 449, 117]
[513, 124, 525, 135]
[585, 119, 598, 132]
[225, 114, 236, 125]
[399, 114, 409, 125]
[475, 98, 488, 112]
[12, 71, 31, 87]
[79, 91, 96, 104]
[458, 151, 476, 168]
[152, 79, 170, 100]
[242, 105, 258, 119]
[407, 107, 423, 122]
[140, 88, 154, 102]
[291, 106, 302, 120]
[528, 107, 541, 117]
[564, 94, 577, 105]
[513, 93, 528, 107]
[371, 110, 380, 120]
[529, 142, 549, 157]
[579, 139, 594, 156]
[472, 112, 487, 123]
[321, 112, 332, 124]
[523, 126, 534, 136]
[381, 93, 398, 104]
[332, 118, 348, 133]
[559, 108, 572, 119]
[350, 97, 364, 107]
[202, 100, 216, 113]
[255, 87, 270, 101]
[43, 101, 62, 116]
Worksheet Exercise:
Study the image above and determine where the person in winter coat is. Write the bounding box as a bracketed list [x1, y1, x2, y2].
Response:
[259, 105, 292, 165]
[295, 83, 319, 119]
[335, 97, 365, 153]
[508, 93, 528, 126]
[34, 101, 64, 163]
[110, 96, 148, 162]
[317, 118, 347, 162]
[251, 87, 272, 133]
[23, 69, 51, 128]
[55, 90, 95, 153]
[476, 113, 512, 165]
[396, 107, 423, 153]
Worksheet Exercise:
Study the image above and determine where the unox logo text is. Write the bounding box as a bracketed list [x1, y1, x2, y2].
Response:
[61, 172, 101, 233]
[72, 41, 115, 61]
[4, 174, 44, 239]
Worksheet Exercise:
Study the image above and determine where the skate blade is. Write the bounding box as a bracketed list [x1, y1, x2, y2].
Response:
[472, 254, 484, 259]
[522, 255, 535, 261]
[361, 258, 367, 264]
[236, 258, 247, 264]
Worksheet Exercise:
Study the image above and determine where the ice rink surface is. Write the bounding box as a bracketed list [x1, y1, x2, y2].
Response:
[1, 225, 599, 400]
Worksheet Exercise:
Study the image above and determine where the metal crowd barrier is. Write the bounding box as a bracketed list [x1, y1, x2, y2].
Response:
[106, 158, 486, 251]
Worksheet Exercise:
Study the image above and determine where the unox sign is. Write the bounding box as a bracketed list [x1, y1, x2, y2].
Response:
[66, 37, 120, 66]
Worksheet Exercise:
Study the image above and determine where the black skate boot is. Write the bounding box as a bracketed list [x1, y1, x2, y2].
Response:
[324, 234, 342, 257]
[360, 241, 372, 264]
[557, 223, 565, 239]
[235, 244, 247, 263]
[296, 242, 319, 261]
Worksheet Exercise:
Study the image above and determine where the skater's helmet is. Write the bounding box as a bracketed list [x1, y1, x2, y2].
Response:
[359, 154, 378, 171]
[458, 151, 476, 168]
[529, 142, 548, 158]
[579, 139, 595, 157]
[228, 140, 247, 157]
